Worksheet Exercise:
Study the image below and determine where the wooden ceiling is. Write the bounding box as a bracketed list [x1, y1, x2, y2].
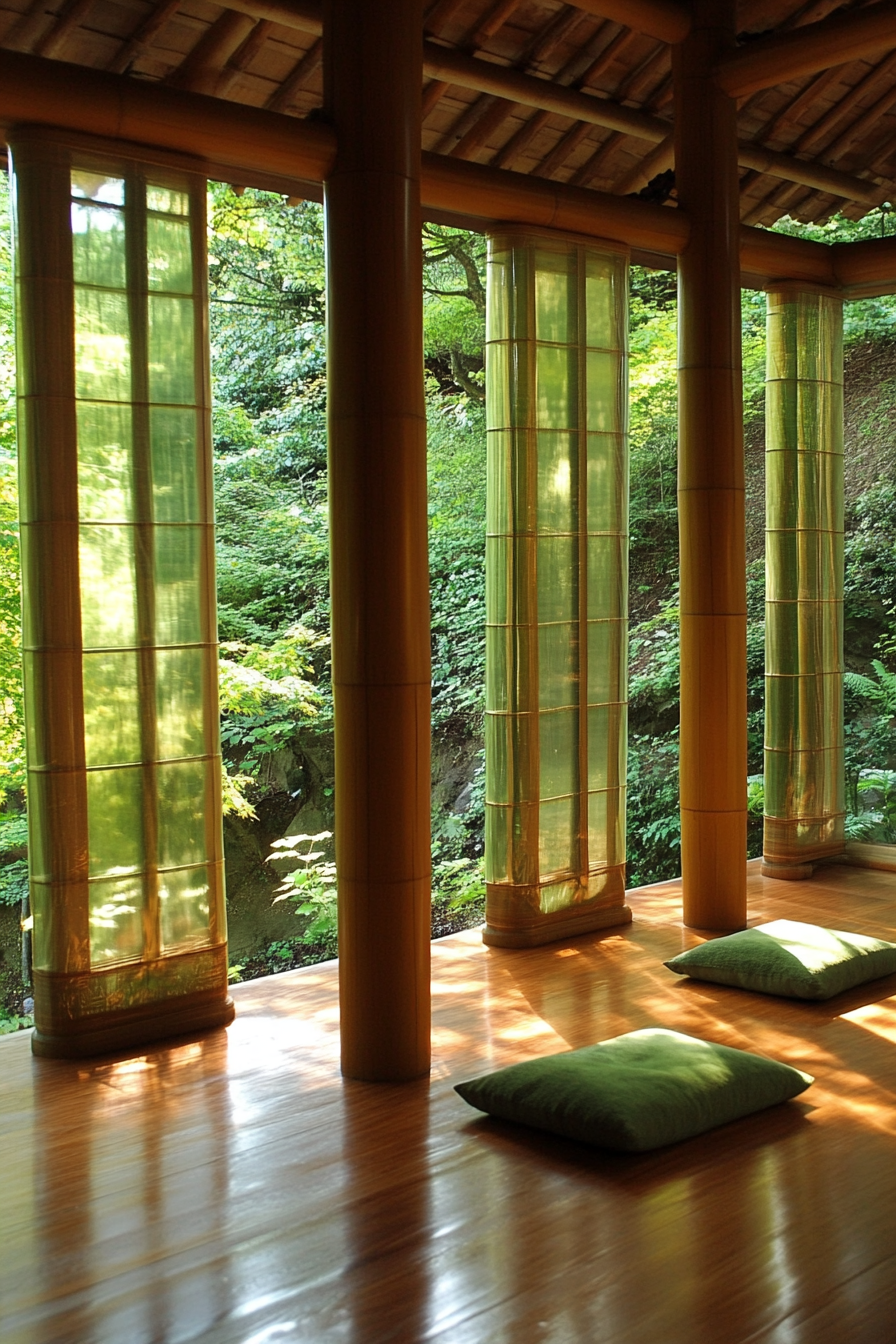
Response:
[1, 0, 896, 228]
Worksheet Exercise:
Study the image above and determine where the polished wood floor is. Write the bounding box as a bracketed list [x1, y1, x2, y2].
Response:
[3, 860, 896, 1344]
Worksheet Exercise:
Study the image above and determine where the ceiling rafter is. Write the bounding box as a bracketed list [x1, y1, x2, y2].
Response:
[716, 1, 896, 99]
[265, 34, 321, 114]
[167, 10, 256, 96]
[107, 0, 183, 76]
[794, 49, 896, 154]
[36, 0, 96, 60]
[216, 17, 274, 100]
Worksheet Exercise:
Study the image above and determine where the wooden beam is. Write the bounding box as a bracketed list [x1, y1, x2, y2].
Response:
[422, 41, 670, 143]
[420, 150, 689, 254]
[736, 144, 887, 206]
[833, 233, 896, 294]
[1, 48, 890, 292]
[0, 48, 336, 186]
[564, 0, 690, 45]
[739, 222, 836, 288]
[715, 0, 896, 99]
[223, 0, 322, 34]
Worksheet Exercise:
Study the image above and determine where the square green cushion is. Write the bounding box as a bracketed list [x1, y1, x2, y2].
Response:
[665, 919, 896, 1001]
[454, 1028, 812, 1153]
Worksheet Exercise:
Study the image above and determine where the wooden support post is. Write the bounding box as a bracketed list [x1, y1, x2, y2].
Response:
[324, 0, 431, 1081]
[674, 1, 747, 930]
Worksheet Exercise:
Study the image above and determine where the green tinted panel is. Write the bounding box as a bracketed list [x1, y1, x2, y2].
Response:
[75, 287, 131, 401]
[538, 795, 575, 876]
[766, 600, 842, 677]
[154, 525, 203, 645]
[150, 407, 200, 522]
[486, 712, 538, 805]
[534, 257, 574, 344]
[486, 250, 510, 344]
[77, 402, 133, 521]
[587, 535, 626, 619]
[539, 708, 577, 800]
[488, 624, 536, 715]
[86, 765, 144, 877]
[160, 865, 211, 952]
[156, 647, 206, 759]
[586, 351, 623, 433]
[537, 536, 577, 623]
[537, 432, 577, 535]
[485, 803, 510, 884]
[82, 650, 141, 766]
[538, 623, 578, 710]
[147, 215, 193, 293]
[157, 758, 208, 869]
[72, 203, 126, 289]
[79, 524, 137, 648]
[487, 430, 511, 535]
[588, 704, 626, 791]
[148, 295, 196, 403]
[588, 788, 624, 868]
[587, 434, 627, 534]
[536, 346, 576, 430]
[587, 619, 626, 706]
[585, 253, 623, 349]
[89, 874, 144, 966]
[486, 341, 512, 430]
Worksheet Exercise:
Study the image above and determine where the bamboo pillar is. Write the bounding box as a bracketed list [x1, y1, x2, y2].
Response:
[12, 129, 232, 1057]
[674, 0, 748, 929]
[764, 285, 845, 878]
[483, 230, 632, 946]
[324, 0, 431, 1081]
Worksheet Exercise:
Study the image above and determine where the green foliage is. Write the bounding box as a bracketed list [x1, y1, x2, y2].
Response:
[628, 295, 677, 562]
[268, 830, 338, 955]
[626, 731, 681, 888]
[428, 399, 487, 732]
[0, 1007, 32, 1035]
[219, 625, 323, 807]
[422, 225, 486, 400]
[844, 659, 896, 716]
[433, 855, 485, 910]
[844, 483, 896, 642]
[845, 769, 896, 843]
[0, 857, 27, 907]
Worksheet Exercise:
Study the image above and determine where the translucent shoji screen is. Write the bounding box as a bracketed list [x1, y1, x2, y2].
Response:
[484, 232, 630, 947]
[764, 286, 845, 869]
[12, 133, 230, 1055]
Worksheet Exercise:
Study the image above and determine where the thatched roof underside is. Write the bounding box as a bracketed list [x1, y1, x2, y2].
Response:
[1, 0, 896, 227]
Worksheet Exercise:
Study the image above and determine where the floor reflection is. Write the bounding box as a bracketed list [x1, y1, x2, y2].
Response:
[3, 859, 896, 1342]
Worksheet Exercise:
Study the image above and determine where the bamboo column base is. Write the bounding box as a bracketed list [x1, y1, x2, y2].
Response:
[483, 897, 632, 948]
[760, 859, 814, 881]
[32, 988, 235, 1059]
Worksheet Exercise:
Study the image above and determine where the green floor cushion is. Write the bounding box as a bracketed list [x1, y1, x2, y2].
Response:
[454, 1028, 812, 1153]
[665, 919, 896, 1001]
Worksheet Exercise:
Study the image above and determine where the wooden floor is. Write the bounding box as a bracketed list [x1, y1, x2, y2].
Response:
[3, 861, 896, 1344]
